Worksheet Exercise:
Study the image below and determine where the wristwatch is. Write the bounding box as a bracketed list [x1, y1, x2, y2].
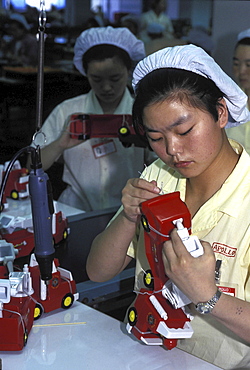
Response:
[195, 288, 222, 314]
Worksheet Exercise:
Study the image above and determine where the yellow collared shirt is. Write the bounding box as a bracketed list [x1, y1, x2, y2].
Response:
[126, 139, 250, 369]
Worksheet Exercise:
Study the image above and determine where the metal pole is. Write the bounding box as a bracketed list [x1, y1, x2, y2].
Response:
[36, 1, 46, 133]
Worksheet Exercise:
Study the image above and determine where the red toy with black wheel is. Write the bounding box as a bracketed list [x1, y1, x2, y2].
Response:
[69, 113, 147, 148]
[126, 192, 203, 349]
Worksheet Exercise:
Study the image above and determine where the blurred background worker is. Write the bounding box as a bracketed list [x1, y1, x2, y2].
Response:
[29, 26, 156, 212]
[185, 25, 214, 55]
[143, 21, 186, 55]
[226, 28, 250, 154]
[139, 0, 174, 43]
[3, 12, 38, 66]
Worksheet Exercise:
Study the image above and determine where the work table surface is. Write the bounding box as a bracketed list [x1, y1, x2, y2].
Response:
[0, 302, 221, 370]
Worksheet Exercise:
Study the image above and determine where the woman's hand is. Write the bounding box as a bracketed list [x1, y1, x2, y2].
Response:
[37, 116, 85, 171]
[162, 228, 217, 305]
[56, 115, 86, 151]
[87, 176, 161, 283]
[121, 178, 161, 224]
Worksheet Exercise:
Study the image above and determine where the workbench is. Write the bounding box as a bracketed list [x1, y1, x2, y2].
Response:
[0, 301, 221, 370]
[0, 198, 134, 318]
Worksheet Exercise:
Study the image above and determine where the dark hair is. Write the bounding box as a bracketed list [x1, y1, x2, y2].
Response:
[151, 0, 165, 11]
[9, 20, 26, 30]
[133, 68, 225, 142]
[235, 37, 250, 49]
[82, 44, 132, 74]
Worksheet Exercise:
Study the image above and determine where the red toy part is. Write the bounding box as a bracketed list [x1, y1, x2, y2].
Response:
[127, 288, 193, 350]
[0, 161, 29, 206]
[52, 210, 69, 245]
[1, 210, 69, 258]
[69, 113, 147, 148]
[126, 192, 193, 349]
[0, 265, 8, 279]
[0, 296, 36, 351]
[0, 241, 36, 352]
[3, 229, 35, 258]
[141, 192, 191, 292]
[29, 255, 79, 320]
[0, 240, 78, 351]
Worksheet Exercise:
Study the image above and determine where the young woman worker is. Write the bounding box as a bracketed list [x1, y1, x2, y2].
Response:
[87, 44, 250, 369]
[30, 26, 156, 211]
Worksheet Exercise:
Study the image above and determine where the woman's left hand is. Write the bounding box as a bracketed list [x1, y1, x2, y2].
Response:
[162, 228, 217, 305]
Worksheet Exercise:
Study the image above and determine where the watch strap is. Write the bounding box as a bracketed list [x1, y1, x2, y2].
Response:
[195, 288, 222, 314]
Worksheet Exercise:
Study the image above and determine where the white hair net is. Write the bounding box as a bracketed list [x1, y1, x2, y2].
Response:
[74, 26, 145, 76]
[133, 44, 250, 128]
[237, 28, 250, 41]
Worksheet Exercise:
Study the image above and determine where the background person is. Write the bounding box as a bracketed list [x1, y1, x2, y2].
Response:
[117, 14, 140, 38]
[139, 0, 174, 43]
[29, 26, 156, 211]
[185, 24, 214, 55]
[87, 45, 250, 370]
[4, 13, 38, 66]
[226, 28, 250, 154]
[143, 22, 186, 56]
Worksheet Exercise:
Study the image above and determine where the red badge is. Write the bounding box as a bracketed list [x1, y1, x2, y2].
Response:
[218, 286, 235, 296]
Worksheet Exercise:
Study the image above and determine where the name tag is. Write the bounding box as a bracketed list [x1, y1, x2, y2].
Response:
[92, 140, 117, 158]
[218, 286, 235, 296]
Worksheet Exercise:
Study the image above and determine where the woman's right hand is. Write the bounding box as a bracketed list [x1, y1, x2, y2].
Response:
[56, 116, 86, 151]
[121, 178, 161, 223]
[38, 115, 86, 171]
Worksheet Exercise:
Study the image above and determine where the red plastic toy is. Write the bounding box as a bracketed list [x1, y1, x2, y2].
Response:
[0, 203, 69, 258]
[69, 113, 147, 147]
[0, 240, 36, 351]
[126, 192, 194, 350]
[0, 145, 78, 351]
[0, 241, 79, 351]
[29, 254, 79, 320]
[0, 293, 36, 351]
[0, 161, 29, 207]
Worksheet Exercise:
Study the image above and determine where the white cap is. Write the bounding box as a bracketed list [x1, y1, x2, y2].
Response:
[133, 44, 250, 128]
[237, 28, 250, 41]
[74, 26, 145, 76]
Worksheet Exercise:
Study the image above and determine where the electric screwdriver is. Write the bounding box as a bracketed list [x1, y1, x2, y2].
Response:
[29, 146, 55, 283]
